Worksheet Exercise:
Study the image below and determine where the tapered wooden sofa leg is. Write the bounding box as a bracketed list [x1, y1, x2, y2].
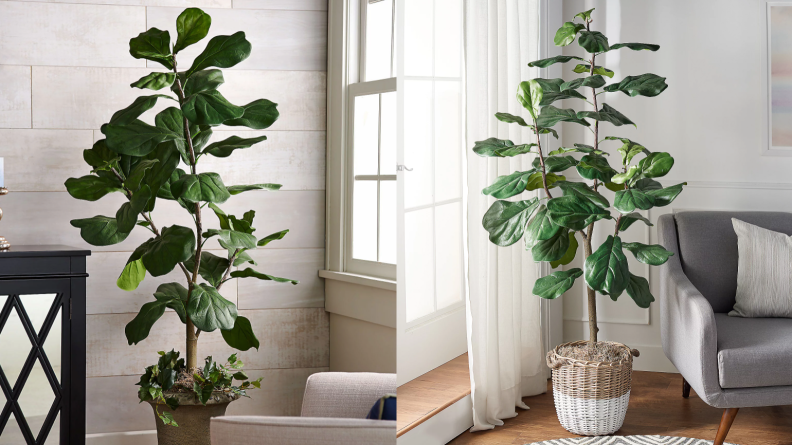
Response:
[682, 378, 691, 398]
[714, 408, 739, 445]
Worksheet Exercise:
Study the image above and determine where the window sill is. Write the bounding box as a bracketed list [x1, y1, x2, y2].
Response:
[319, 270, 396, 292]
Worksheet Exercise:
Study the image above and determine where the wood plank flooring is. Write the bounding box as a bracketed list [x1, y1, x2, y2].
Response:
[448, 371, 792, 445]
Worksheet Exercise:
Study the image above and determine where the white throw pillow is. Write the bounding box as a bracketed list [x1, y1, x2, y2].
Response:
[730, 218, 792, 318]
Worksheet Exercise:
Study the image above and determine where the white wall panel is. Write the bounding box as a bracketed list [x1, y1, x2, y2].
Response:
[15, 0, 229, 6]
[0, 129, 93, 191]
[237, 248, 325, 309]
[0, 66, 32, 128]
[233, 0, 327, 10]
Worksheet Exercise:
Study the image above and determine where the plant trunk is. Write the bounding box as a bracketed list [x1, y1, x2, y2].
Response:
[186, 318, 198, 369]
[583, 235, 598, 345]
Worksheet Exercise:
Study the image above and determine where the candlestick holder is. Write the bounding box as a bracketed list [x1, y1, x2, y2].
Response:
[0, 187, 9, 250]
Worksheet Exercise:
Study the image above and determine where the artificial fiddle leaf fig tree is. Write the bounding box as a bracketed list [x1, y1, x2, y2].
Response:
[66, 7, 298, 372]
[476, 9, 683, 345]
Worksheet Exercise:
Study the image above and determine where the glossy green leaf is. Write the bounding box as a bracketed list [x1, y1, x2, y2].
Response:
[618, 212, 653, 232]
[472, 138, 536, 157]
[555, 181, 610, 208]
[531, 227, 570, 262]
[604, 182, 625, 192]
[625, 273, 654, 308]
[65, 175, 122, 202]
[584, 235, 629, 297]
[533, 156, 578, 174]
[632, 178, 663, 191]
[606, 137, 648, 165]
[110, 95, 173, 126]
[525, 172, 565, 191]
[192, 125, 214, 152]
[71, 216, 130, 246]
[205, 229, 258, 250]
[576, 154, 617, 182]
[174, 8, 212, 54]
[524, 206, 561, 249]
[143, 142, 181, 211]
[223, 99, 280, 130]
[610, 42, 660, 52]
[560, 75, 606, 92]
[182, 89, 244, 126]
[482, 199, 539, 246]
[554, 22, 585, 46]
[614, 189, 656, 213]
[221, 316, 259, 351]
[482, 170, 536, 199]
[184, 251, 230, 287]
[645, 182, 686, 207]
[131, 72, 176, 91]
[637, 152, 674, 179]
[186, 31, 252, 77]
[534, 78, 587, 106]
[495, 112, 529, 127]
[116, 185, 151, 233]
[548, 145, 606, 156]
[227, 183, 282, 195]
[546, 195, 611, 231]
[527, 55, 585, 68]
[577, 103, 635, 127]
[141, 225, 196, 277]
[258, 229, 289, 247]
[83, 139, 120, 171]
[117, 256, 146, 291]
[622, 242, 674, 266]
[604, 73, 668, 97]
[102, 120, 181, 157]
[125, 299, 167, 345]
[153, 282, 189, 323]
[535, 126, 560, 139]
[183, 69, 224, 96]
[187, 283, 237, 332]
[203, 135, 267, 158]
[573, 64, 615, 78]
[124, 159, 159, 191]
[129, 28, 173, 69]
[533, 268, 583, 299]
[537, 105, 591, 127]
[611, 166, 640, 185]
[578, 31, 610, 53]
[172, 172, 231, 204]
[550, 232, 579, 268]
[517, 80, 543, 119]
[233, 250, 257, 266]
[574, 8, 595, 22]
[230, 267, 299, 285]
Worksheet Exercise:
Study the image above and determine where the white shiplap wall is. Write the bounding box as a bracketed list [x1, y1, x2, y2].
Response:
[0, 1, 328, 442]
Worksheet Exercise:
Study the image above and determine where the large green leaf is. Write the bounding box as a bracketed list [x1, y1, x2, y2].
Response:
[533, 268, 583, 299]
[143, 142, 181, 211]
[482, 170, 536, 199]
[102, 120, 181, 157]
[625, 273, 654, 308]
[604, 73, 668, 97]
[578, 31, 610, 53]
[546, 195, 611, 231]
[554, 22, 585, 46]
[537, 105, 591, 127]
[527, 55, 585, 68]
[550, 232, 579, 268]
[183, 69, 224, 96]
[71, 216, 130, 246]
[188, 283, 237, 332]
[258, 229, 289, 247]
[576, 154, 617, 182]
[221, 316, 259, 351]
[182, 90, 244, 126]
[548, 144, 606, 156]
[632, 178, 663, 191]
[645, 182, 686, 207]
[637, 152, 674, 179]
[171, 172, 231, 204]
[577, 104, 635, 127]
[230, 268, 299, 284]
[531, 227, 570, 262]
[227, 183, 282, 195]
[610, 42, 660, 52]
[517, 80, 543, 119]
[174, 8, 212, 54]
[482, 199, 539, 247]
[494, 112, 529, 127]
[533, 156, 578, 174]
[83, 139, 120, 171]
[533, 78, 586, 106]
[110, 95, 173, 126]
[125, 300, 167, 345]
[573, 64, 615, 78]
[124, 159, 159, 191]
[584, 235, 629, 297]
[555, 181, 610, 208]
[65, 175, 122, 202]
[575, 8, 595, 22]
[622, 242, 674, 266]
[131, 73, 176, 91]
[129, 28, 173, 69]
[472, 138, 536, 157]
[611, 166, 640, 185]
[614, 189, 657, 213]
[192, 125, 213, 152]
[204, 229, 258, 250]
[117, 258, 146, 292]
[153, 282, 189, 323]
[184, 251, 230, 287]
[618, 212, 653, 232]
[203, 135, 267, 158]
[116, 185, 151, 233]
[605, 137, 648, 165]
[186, 31, 252, 77]
[524, 206, 561, 249]
[223, 99, 280, 130]
[560, 75, 606, 92]
[141, 225, 195, 277]
[525, 172, 565, 191]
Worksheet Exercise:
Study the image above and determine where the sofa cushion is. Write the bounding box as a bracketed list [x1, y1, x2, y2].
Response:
[715, 314, 792, 388]
[675, 211, 792, 313]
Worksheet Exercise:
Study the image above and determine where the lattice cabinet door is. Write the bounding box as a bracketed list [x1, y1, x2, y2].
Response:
[0, 246, 89, 445]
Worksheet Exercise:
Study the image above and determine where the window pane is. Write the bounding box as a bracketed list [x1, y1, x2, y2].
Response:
[379, 180, 396, 264]
[364, 0, 394, 81]
[434, 81, 462, 202]
[435, 202, 463, 309]
[404, 0, 433, 76]
[406, 208, 435, 321]
[434, 0, 461, 77]
[353, 180, 378, 261]
[354, 94, 379, 176]
[380, 91, 396, 175]
[404, 80, 434, 209]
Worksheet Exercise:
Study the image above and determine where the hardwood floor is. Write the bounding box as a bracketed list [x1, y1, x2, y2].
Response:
[448, 371, 792, 445]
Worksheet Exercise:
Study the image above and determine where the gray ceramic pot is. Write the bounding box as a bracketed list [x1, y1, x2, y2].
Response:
[147, 391, 239, 445]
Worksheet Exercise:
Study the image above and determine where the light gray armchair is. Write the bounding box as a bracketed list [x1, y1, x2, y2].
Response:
[210, 372, 396, 445]
[658, 211, 792, 445]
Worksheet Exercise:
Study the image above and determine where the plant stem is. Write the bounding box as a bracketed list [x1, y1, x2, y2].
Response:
[533, 122, 553, 200]
[585, 18, 599, 346]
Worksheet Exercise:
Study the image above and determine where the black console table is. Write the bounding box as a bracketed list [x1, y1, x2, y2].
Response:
[0, 246, 90, 445]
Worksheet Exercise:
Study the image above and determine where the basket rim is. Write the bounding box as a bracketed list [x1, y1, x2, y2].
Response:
[548, 340, 633, 368]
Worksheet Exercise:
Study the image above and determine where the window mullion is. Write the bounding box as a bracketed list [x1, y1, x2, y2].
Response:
[376, 93, 383, 262]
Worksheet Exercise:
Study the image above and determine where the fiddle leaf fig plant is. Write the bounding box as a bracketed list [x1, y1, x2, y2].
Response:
[66, 5, 298, 400]
[476, 9, 683, 345]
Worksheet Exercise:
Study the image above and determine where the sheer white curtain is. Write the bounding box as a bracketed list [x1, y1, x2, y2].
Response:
[463, 0, 546, 432]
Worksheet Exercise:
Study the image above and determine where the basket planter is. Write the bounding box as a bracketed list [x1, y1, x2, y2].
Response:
[546, 341, 635, 436]
[147, 391, 239, 445]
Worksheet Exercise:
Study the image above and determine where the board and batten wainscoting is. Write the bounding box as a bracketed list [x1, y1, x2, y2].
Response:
[0, 1, 329, 444]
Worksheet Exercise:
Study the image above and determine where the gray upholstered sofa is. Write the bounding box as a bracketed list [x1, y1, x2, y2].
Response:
[658, 211, 792, 445]
[210, 372, 396, 445]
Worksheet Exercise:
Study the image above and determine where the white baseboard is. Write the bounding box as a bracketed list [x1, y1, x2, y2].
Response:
[85, 430, 157, 445]
[397, 394, 473, 445]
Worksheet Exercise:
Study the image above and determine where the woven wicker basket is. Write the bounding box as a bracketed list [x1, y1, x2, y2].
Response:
[546, 340, 635, 436]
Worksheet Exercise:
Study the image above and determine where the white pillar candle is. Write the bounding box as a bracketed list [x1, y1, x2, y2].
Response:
[0, 157, 4, 188]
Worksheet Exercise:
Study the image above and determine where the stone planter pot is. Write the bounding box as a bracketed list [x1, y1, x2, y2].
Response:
[147, 391, 239, 445]
[546, 340, 636, 436]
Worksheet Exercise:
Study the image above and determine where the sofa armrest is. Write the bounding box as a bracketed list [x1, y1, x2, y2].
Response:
[658, 214, 722, 406]
[210, 416, 396, 445]
[301, 372, 396, 418]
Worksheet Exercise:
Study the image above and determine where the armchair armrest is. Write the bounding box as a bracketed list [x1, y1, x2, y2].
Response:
[658, 214, 723, 406]
[210, 416, 396, 445]
[301, 372, 396, 418]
